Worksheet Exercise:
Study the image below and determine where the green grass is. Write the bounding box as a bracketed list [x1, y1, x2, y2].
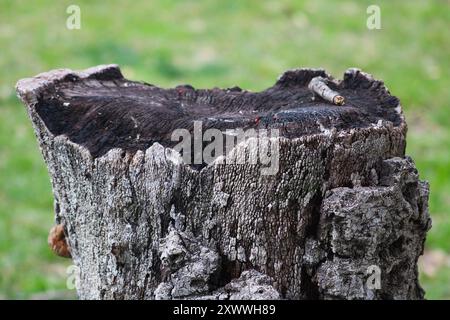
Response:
[0, 0, 448, 299]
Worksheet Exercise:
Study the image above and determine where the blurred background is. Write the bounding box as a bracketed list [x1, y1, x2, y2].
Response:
[0, 0, 448, 299]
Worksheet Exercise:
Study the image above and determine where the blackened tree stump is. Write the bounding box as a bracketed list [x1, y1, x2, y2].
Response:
[16, 65, 431, 300]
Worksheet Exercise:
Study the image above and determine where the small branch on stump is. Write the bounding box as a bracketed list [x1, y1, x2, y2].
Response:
[308, 76, 345, 105]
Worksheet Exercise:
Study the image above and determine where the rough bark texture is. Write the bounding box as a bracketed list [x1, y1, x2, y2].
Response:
[16, 65, 431, 300]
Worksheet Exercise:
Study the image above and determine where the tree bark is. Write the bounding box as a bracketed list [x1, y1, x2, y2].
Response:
[16, 65, 431, 300]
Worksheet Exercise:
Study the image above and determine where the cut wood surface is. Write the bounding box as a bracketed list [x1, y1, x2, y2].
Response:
[16, 65, 431, 299]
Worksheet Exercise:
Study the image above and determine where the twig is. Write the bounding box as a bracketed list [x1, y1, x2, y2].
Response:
[308, 76, 345, 106]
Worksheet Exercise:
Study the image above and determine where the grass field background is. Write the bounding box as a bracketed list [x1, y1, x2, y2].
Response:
[0, 0, 449, 299]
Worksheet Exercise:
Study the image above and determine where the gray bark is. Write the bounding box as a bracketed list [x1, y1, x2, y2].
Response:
[16, 65, 431, 300]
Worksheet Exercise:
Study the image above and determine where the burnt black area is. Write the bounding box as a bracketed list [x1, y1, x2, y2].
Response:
[35, 68, 401, 159]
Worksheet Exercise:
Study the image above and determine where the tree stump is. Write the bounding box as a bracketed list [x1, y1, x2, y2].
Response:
[16, 65, 431, 300]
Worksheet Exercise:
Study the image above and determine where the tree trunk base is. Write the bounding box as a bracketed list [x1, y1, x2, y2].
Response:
[16, 65, 431, 300]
